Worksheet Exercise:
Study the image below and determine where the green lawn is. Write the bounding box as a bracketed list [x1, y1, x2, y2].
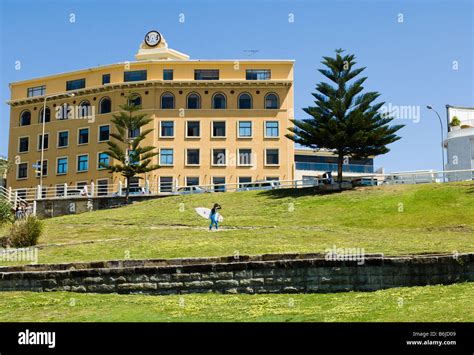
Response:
[0, 283, 472, 322]
[2, 181, 474, 266]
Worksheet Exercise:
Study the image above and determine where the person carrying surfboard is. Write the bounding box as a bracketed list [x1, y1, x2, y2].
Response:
[209, 203, 222, 231]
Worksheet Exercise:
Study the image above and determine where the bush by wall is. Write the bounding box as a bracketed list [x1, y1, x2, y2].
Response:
[9, 216, 43, 248]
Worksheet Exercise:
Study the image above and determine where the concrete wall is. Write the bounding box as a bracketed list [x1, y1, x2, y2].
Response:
[0, 253, 472, 295]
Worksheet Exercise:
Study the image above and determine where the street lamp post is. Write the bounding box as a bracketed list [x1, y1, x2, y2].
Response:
[426, 105, 446, 182]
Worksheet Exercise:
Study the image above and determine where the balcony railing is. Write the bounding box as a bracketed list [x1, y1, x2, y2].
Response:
[296, 162, 374, 173]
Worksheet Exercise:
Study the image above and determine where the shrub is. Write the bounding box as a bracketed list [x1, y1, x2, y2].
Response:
[9, 216, 43, 248]
[450, 116, 461, 127]
[0, 199, 13, 227]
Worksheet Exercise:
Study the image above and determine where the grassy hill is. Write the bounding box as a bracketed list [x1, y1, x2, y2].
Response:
[3, 181, 473, 266]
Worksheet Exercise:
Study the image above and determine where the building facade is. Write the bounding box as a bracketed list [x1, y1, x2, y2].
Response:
[6, 32, 295, 196]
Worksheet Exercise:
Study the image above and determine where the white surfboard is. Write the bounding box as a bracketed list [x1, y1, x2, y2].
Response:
[195, 207, 224, 222]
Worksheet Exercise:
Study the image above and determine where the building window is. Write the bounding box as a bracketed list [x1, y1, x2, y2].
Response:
[102, 74, 110, 85]
[66, 78, 86, 91]
[266, 176, 280, 182]
[58, 131, 69, 147]
[187, 93, 201, 109]
[159, 176, 173, 192]
[39, 107, 51, 123]
[186, 149, 200, 165]
[38, 134, 49, 150]
[238, 121, 252, 137]
[186, 121, 200, 137]
[238, 176, 252, 187]
[98, 152, 109, 169]
[99, 97, 112, 114]
[163, 69, 173, 80]
[265, 121, 279, 137]
[19, 137, 29, 152]
[124, 70, 147, 82]
[194, 69, 219, 80]
[20, 111, 31, 126]
[77, 155, 89, 172]
[161, 92, 175, 109]
[17, 163, 28, 179]
[128, 127, 140, 139]
[57, 103, 70, 120]
[213, 177, 226, 192]
[78, 101, 92, 118]
[57, 157, 68, 175]
[212, 121, 226, 137]
[238, 93, 252, 109]
[212, 93, 226, 109]
[97, 179, 109, 196]
[160, 121, 174, 137]
[27, 85, 46, 97]
[238, 149, 252, 166]
[212, 149, 226, 166]
[35, 160, 48, 177]
[98, 125, 110, 142]
[78, 128, 89, 144]
[160, 149, 174, 165]
[265, 93, 279, 109]
[265, 149, 279, 165]
[186, 177, 199, 186]
[246, 69, 271, 80]
[128, 93, 142, 107]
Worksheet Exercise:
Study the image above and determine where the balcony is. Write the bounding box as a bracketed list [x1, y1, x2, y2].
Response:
[295, 162, 374, 174]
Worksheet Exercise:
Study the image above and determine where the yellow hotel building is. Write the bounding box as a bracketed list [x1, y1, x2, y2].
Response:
[6, 32, 295, 196]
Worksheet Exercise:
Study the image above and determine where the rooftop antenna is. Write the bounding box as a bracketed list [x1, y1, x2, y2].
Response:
[243, 49, 260, 57]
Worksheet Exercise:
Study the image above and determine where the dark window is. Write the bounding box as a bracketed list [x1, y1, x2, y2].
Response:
[128, 94, 141, 107]
[57, 158, 68, 174]
[102, 74, 110, 85]
[128, 128, 140, 139]
[265, 93, 279, 109]
[212, 93, 226, 109]
[20, 111, 31, 126]
[246, 69, 271, 80]
[163, 69, 173, 80]
[212, 122, 226, 137]
[97, 179, 109, 196]
[35, 160, 48, 177]
[186, 177, 199, 186]
[78, 128, 89, 144]
[186, 121, 200, 137]
[27, 85, 46, 97]
[239, 121, 252, 137]
[212, 149, 226, 165]
[266, 149, 279, 165]
[124, 70, 147, 82]
[56, 184, 65, 197]
[99, 98, 112, 114]
[161, 121, 174, 137]
[57, 104, 70, 120]
[77, 155, 89, 171]
[213, 177, 226, 192]
[98, 153, 109, 169]
[186, 149, 200, 165]
[38, 134, 49, 150]
[239, 149, 252, 165]
[238, 176, 252, 187]
[238, 93, 252, 109]
[187, 93, 200, 109]
[78, 101, 91, 118]
[17, 163, 28, 179]
[265, 121, 279, 137]
[161, 93, 175, 109]
[39, 107, 50, 123]
[159, 176, 173, 192]
[66, 78, 86, 91]
[19, 137, 29, 152]
[58, 131, 69, 147]
[127, 150, 139, 166]
[99, 125, 110, 141]
[194, 69, 219, 80]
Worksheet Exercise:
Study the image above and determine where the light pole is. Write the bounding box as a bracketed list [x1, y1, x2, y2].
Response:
[426, 105, 445, 181]
[39, 92, 75, 197]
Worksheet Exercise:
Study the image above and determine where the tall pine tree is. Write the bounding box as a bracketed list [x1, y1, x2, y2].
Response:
[286, 49, 404, 184]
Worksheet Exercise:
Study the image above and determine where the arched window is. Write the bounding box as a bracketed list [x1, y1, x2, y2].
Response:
[20, 110, 31, 126]
[39, 107, 51, 123]
[187, 93, 201, 109]
[161, 92, 175, 109]
[212, 93, 226, 109]
[99, 97, 112, 114]
[265, 93, 279, 109]
[78, 100, 91, 118]
[128, 93, 142, 107]
[238, 93, 252, 109]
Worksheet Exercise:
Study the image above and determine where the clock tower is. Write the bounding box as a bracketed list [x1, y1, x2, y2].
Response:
[135, 31, 190, 61]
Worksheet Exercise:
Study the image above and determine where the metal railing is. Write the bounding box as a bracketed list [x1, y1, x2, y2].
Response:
[296, 162, 374, 174]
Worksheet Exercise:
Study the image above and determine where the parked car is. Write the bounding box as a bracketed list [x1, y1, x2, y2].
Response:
[176, 186, 207, 195]
[237, 180, 280, 191]
[57, 188, 84, 197]
[352, 178, 378, 187]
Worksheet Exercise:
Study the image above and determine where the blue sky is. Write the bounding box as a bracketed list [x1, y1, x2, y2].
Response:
[1, 0, 472, 172]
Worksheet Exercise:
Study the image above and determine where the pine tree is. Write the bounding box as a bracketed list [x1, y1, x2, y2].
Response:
[286, 49, 404, 184]
[103, 93, 159, 202]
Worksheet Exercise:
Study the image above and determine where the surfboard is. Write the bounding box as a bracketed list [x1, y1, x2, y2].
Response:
[195, 207, 224, 222]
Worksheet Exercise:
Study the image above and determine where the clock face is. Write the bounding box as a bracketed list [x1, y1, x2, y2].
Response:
[145, 31, 161, 47]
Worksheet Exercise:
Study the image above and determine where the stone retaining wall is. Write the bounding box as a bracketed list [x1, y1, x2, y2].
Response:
[0, 253, 473, 295]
